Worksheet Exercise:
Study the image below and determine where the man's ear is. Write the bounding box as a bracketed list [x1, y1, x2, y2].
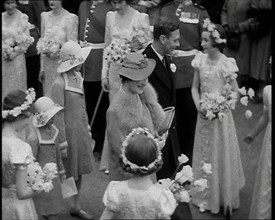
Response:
[159, 35, 167, 45]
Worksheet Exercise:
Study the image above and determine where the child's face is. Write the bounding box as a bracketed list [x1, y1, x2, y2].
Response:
[201, 31, 213, 53]
[73, 64, 82, 72]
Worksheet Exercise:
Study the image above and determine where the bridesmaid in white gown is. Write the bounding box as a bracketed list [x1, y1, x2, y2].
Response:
[2, 0, 32, 99]
[2, 89, 37, 220]
[244, 85, 272, 219]
[100, 0, 151, 172]
[39, 0, 78, 95]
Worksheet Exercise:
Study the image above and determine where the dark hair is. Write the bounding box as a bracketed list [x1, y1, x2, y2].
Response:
[153, 17, 179, 40]
[120, 75, 132, 83]
[203, 24, 226, 51]
[119, 134, 163, 176]
[2, 90, 33, 123]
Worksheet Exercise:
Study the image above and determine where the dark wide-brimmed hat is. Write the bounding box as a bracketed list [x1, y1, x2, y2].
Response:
[118, 52, 156, 81]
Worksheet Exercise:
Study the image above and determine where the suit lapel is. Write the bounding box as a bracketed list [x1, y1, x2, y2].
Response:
[144, 45, 172, 91]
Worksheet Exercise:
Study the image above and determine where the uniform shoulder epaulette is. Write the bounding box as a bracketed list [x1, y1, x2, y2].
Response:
[193, 2, 206, 10]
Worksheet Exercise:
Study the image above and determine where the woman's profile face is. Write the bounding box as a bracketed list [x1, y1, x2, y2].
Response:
[201, 31, 213, 53]
[127, 78, 148, 95]
[111, 0, 127, 13]
[49, 0, 62, 10]
[4, 0, 17, 15]
[16, 111, 33, 132]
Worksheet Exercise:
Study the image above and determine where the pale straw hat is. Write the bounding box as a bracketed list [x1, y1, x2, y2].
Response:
[32, 97, 63, 128]
[57, 40, 92, 73]
[118, 52, 156, 81]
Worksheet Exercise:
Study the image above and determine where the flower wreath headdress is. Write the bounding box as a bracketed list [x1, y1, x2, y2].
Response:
[203, 18, 227, 44]
[121, 127, 162, 171]
[2, 88, 36, 119]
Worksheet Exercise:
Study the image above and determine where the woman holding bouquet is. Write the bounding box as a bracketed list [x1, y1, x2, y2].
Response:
[2, 0, 34, 99]
[101, 0, 152, 100]
[190, 19, 245, 216]
[38, 0, 78, 95]
[2, 89, 38, 220]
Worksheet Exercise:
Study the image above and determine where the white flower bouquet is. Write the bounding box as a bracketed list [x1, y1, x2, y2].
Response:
[157, 154, 208, 203]
[199, 91, 237, 121]
[130, 23, 152, 52]
[103, 37, 131, 64]
[2, 35, 34, 61]
[27, 161, 58, 193]
[36, 37, 62, 58]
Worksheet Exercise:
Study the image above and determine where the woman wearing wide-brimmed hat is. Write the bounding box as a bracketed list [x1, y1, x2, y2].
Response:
[47, 41, 94, 220]
[105, 52, 167, 181]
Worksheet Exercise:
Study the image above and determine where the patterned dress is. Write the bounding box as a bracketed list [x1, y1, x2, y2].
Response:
[2, 10, 31, 99]
[103, 181, 177, 219]
[40, 9, 78, 95]
[249, 85, 271, 219]
[190, 52, 245, 214]
[2, 131, 38, 220]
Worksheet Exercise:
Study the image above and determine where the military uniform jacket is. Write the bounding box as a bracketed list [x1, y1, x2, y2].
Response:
[161, 1, 209, 88]
[78, 1, 114, 81]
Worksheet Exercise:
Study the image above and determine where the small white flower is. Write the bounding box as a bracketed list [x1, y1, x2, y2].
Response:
[247, 88, 255, 99]
[240, 96, 249, 106]
[178, 154, 189, 164]
[157, 178, 174, 190]
[218, 112, 225, 121]
[245, 110, 253, 119]
[170, 63, 177, 73]
[202, 163, 212, 174]
[198, 201, 207, 212]
[193, 178, 208, 191]
[238, 87, 247, 96]
[175, 165, 193, 184]
[174, 190, 190, 203]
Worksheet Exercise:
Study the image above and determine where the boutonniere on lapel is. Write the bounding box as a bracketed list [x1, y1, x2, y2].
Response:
[170, 63, 177, 73]
[18, 0, 29, 5]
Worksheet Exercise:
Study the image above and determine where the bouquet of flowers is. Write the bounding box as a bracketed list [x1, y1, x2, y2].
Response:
[129, 23, 152, 52]
[36, 37, 62, 58]
[103, 37, 131, 64]
[27, 161, 58, 193]
[2, 35, 34, 61]
[157, 154, 208, 203]
[199, 91, 237, 121]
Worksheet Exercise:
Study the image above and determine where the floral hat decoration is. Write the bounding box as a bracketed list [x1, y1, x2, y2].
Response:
[203, 18, 227, 44]
[118, 52, 156, 81]
[32, 97, 63, 128]
[57, 40, 92, 73]
[2, 88, 36, 119]
[121, 127, 162, 173]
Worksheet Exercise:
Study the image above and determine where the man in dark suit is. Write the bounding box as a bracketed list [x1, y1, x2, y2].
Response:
[17, 0, 47, 98]
[143, 18, 180, 180]
[143, 17, 192, 220]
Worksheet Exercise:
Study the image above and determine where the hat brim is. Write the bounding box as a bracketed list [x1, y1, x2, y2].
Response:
[33, 106, 64, 128]
[57, 46, 92, 73]
[118, 58, 156, 81]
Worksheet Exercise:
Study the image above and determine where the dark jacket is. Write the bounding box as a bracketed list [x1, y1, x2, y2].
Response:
[143, 44, 180, 179]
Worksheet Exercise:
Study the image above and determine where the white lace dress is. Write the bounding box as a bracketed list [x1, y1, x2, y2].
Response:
[2, 133, 38, 220]
[102, 9, 151, 100]
[2, 10, 30, 99]
[190, 52, 245, 214]
[103, 181, 177, 219]
[40, 10, 78, 95]
[249, 85, 271, 219]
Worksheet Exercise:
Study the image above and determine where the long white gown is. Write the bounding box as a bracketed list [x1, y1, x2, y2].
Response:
[249, 85, 271, 219]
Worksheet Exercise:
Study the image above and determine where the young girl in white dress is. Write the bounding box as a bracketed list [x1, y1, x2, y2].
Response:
[2, 89, 38, 220]
[190, 19, 245, 216]
[100, 128, 177, 219]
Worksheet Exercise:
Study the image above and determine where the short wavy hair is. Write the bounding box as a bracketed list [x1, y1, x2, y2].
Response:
[153, 17, 179, 40]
